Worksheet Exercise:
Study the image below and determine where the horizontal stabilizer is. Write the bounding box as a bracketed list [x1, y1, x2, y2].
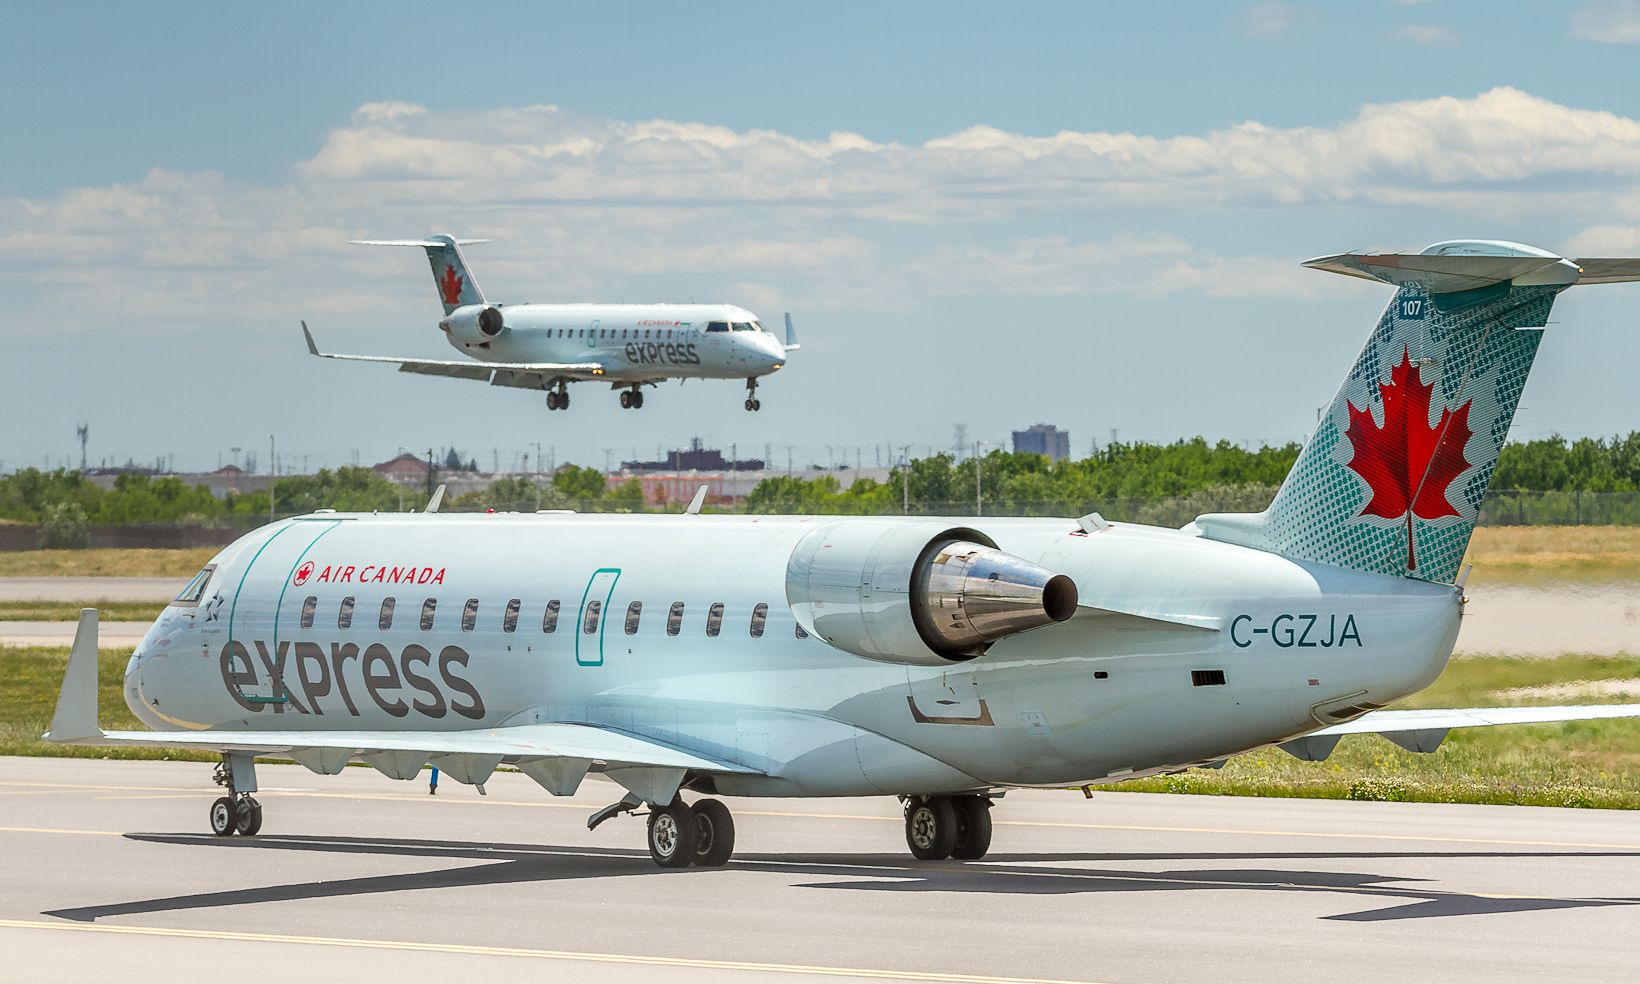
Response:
[1304, 241, 1640, 293]
[349, 239, 490, 247]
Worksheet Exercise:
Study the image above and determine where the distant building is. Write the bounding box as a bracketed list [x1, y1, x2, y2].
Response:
[622, 437, 764, 474]
[1012, 423, 1071, 462]
[373, 453, 430, 481]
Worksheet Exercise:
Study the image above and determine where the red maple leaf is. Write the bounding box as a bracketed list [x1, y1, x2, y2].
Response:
[439, 264, 464, 306]
[1343, 346, 1472, 571]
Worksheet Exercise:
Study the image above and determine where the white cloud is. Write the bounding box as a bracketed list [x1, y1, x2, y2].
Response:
[1564, 224, 1640, 254]
[7, 86, 1640, 336]
[1396, 24, 1459, 46]
[1571, 1, 1640, 42]
[1240, 2, 1298, 36]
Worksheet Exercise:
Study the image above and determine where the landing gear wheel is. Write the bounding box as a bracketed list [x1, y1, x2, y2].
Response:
[234, 796, 263, 837]
[647, 800, 696, 868]
[209, 796, 237, 837]
[745, 399, 755, 411]
[632, 390, 644, 409]
[690, 798, 736, 867]
[949, 795, 992, 860]
[905, 795, 958, 861]
[547, 390, 569, 410]
[620, 391, 632, 409]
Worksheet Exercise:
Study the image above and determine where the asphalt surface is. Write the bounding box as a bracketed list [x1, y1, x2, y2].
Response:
[1, 758, 1636, 984]
[0, 577, 184, 602]
[0, 621, 151, 647]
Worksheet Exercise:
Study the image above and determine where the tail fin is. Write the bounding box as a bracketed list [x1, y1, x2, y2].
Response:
[1195, 240, 1640, 583]
[350, 234, 489, 315]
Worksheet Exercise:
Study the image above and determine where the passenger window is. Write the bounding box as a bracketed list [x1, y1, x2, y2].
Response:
[503, 598, 520, 633]
[543, 599, 560, 633]
[625, 601, 642, 634]
[420, 598, 437, 631]
[706, 321, 729, 333]
[379, 597, 395, 631]
[667, 602, 684, 636]
[796, 622, 809, 639]
[583, 600, 603, 634]
[173, 565, 216, 605]
[338, 595, 355, 630]
[750, 603, 768, 638]
[706, 602, 725, 637]
[461, 597, 479, 632]
[299, 595, 317, 629]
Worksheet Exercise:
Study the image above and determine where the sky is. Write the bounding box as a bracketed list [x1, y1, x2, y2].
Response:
[5, 1, 1640, 474]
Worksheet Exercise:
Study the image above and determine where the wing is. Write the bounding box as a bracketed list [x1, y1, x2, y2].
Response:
[1286, 704, 1640, 757]
[46, 611, 753, 802]
[302, 322, 604, 383]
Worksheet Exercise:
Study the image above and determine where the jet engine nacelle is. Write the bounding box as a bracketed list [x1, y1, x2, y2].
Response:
[785, 520, 1078, 666]
[439, 304, 506, 343]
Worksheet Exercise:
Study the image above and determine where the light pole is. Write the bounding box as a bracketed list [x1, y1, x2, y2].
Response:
[974, 441, 985, 517]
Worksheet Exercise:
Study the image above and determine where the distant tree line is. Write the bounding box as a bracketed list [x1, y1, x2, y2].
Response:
[2, 434, 1638, 539]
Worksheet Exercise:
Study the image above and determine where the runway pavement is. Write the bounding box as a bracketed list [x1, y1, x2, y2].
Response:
[0, 577, 185, 602]
[0, 758, 1636, 984]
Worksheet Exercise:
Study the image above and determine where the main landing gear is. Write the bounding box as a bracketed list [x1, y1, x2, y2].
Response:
[903, 794, 992, 861]
[744, 377, 762, 412]
[592, 793, 737, 868]
[546, 382, 571, 411]
[208, 753, 263, 837]
[619, 385, 646, 410]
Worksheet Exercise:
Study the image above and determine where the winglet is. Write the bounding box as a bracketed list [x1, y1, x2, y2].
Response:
[425, 484, 446, 514]
[301, 321, 322, 357]
[783, 312, 801, 352]
[685, 485, 709, 515]
[46, 610, 104, 743]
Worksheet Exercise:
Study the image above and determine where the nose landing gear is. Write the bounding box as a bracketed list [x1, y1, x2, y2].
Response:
[208, 753, 263, 837]
[744, 378, 762, 412]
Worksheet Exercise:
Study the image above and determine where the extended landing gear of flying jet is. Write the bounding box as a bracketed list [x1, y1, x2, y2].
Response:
[744, 378, 762, 412]
[619, 386, 646, 410]
[208, 754, 263, 837]
[546, 383, 571, 411]
[903, 794, 992, 861]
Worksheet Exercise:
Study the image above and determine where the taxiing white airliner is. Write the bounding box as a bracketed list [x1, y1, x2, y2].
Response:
[51, 241, 1640, 867]
[301, 234, 796, 411]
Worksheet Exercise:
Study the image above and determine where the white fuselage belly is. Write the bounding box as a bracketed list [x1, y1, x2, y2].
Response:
[452, 303, 786, 383]
[127, 514, 1461, 797]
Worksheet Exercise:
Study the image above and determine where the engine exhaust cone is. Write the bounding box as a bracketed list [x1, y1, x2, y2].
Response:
[914, 541, 1080, 658]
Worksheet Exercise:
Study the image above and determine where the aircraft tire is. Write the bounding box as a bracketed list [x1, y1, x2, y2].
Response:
[234, 797, 263, 837]
[620, 391, 632, 409]
[632, 391, 644, 409]
[209, 796, 237, 837]
[905, 795, 958, 861]
[949, 795, 992, 860]
[690, 798, 735, 867]
[647, 800, 696, 868]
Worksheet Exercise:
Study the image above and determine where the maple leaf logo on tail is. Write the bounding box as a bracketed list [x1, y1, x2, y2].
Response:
[1343, 346, 1472, 571]
[439, 264, 464, 306]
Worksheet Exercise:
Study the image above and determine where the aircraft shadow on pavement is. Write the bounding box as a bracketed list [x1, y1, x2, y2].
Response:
[38, 833, 1640, 925]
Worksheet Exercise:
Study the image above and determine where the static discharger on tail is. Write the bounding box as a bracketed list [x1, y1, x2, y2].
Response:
[51, 239, 1640, 868]
[300, 234, 798, 413]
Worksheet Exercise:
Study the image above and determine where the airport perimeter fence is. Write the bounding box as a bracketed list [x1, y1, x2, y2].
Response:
[2, 490, 1637, 550]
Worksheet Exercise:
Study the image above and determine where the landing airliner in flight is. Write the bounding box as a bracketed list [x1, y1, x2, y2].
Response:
[52, 241, 1640, 867]
[301, 235, 797, 411]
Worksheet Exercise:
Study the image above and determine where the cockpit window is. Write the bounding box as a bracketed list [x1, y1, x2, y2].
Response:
[731, 322, 754, 331]
[706, 321, 729, 333]
[172, 565, 216, 606]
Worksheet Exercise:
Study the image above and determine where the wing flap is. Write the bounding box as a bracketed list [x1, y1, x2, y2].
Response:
[302, 322, 602, 380]
[75, 723, 757, 774]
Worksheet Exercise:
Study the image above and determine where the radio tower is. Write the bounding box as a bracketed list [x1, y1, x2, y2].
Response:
[75, 423, 88, 473]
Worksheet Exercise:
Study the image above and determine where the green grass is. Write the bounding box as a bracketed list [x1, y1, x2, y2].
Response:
[0, 601, 164, 622]
[5, 647, 1640, 805]
[0, 547, 215, 578]
[0, 646, 214, 762]
[1462, 526, 1640, 586]
[1107, 653, 1640, 808]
